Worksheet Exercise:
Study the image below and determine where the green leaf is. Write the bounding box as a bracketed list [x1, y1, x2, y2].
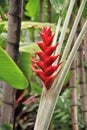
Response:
[64, 70, 70, 84]
[19, 43, 41, 53]
[0, 21, 56, 32]
[31, 82, 42, 94]
[54, 112, 65, 119]
[0, 47, 28, 89]
[21, 22, 56, 30]
[18, 52, 30, 82]
[82, 3, 87, 18]
[25, 0, 40, 21]
[0, 35, 6, 48]
[84, 61, 87, 68]
[50, 0, 69, 14]
[60, 114, 69, 121]
[0, 124, 13, 130]
[0, 24, 4, 33]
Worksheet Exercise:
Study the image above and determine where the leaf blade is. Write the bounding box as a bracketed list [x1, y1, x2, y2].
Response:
[0, 47, 28, 89]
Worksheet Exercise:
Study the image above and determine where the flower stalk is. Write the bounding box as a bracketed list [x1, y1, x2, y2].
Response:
[34, 21, 87, 130]
[33, 0, 87, 129]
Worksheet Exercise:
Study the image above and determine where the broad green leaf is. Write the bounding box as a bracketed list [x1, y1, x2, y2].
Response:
[18, 52, 30, 82]
[19, 43, 41, 53]
[0, 21, 56, 31]
[0, 21, 68, 34]
[0, 47, 28, 89]
[18, 52, 42, 94]
[25, 0, 39, 21]
[21, 22, 56, 30]
[0, 124, 13, 130]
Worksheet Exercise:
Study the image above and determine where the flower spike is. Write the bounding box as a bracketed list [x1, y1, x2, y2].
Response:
[32, 27, 62, 90]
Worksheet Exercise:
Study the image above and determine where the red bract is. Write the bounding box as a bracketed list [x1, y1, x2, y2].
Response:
[40, 32, 54, 46]
[32, 27, 62, 90]
[31, 58, 45, 71]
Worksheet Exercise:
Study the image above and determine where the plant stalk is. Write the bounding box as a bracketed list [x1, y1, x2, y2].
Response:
[39, 0, 75, 108]
[47, 0, 52, 22]
[61, 0, 87, 61]
[39, 0, 44, 22]
[52, 17, 62, 46]
[70, 37, 78, 130]
[77, 43, 87, 127]
[55, 0, 75, 56]
[70, 59, 78, 130]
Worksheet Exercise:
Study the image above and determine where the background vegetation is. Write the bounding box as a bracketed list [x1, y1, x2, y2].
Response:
[0, 0, 87, 130]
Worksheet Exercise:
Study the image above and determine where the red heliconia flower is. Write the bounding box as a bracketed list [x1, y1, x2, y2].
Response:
[31, 27, 62, 90]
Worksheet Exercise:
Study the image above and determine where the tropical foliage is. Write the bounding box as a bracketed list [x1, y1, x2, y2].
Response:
[0, 0, 87, 130]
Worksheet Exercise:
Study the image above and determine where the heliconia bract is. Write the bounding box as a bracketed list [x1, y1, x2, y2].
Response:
[31, 27, 62, 90]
